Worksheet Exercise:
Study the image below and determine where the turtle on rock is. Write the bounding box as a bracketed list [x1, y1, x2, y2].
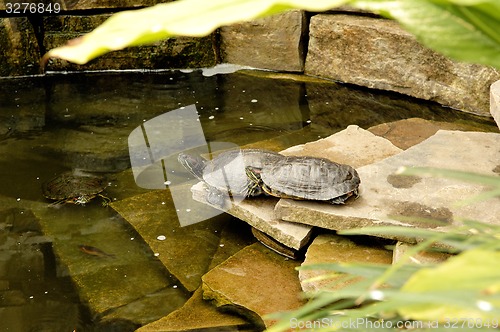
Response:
[178, 149, 360, 207]
[178, 149, 282, 207]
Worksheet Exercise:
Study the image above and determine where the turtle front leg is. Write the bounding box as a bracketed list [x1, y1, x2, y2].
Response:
[206, 187, 228, 209]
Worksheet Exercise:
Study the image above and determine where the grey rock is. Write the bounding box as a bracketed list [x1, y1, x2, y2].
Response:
[306, 14, 500, 116]
[276, 130, 500, 241]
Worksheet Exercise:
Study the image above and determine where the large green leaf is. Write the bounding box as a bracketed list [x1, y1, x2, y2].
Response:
[354, 0, 500, 68]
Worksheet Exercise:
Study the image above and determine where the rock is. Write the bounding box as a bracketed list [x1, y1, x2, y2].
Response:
[101, 286, 188, 327]
[280, 125, 403, 168]
[137, 287, 250, 332]
[221, 10, 306, 72]
[202, 243, 305, 329]
[276, 130, 500, 241]
[32, 202, 173, 320]
[136, 219, 255, 331]
[0, 18, 40, 76]
[392, 241, 452, 265]
[299, 234, 392, 293]
[305, 14, 500, 116]
[190, 185, 313, 251]
[491, 80, 500, 129]
[110, 189, 231, 292]
[44, 15, 216, 71]
[368, 118, 498, 150]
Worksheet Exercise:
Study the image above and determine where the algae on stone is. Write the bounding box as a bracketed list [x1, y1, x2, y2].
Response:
[202, 243, 305, 329]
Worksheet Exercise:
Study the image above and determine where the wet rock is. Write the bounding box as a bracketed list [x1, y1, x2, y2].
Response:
[202, 243, 305, 329]
[136, 220, 255, 331]
[0, 17, 40, 76]
[0, 301, 80, 332]
[306, 14, 500, 116]
[392, 241, 451, 265]
[102, 286, 188, 327]
[492, 80, 500, 129]
[110, 189, 231, 292]
[44, 15, 216, 71]
[32, 203, 173, 321]
[221, 10, 306, 72]
[137, 287, 250, 332]
[368, 118, 498, 150]
[299, 234, 392, 293]
[276, 130, 500, 241]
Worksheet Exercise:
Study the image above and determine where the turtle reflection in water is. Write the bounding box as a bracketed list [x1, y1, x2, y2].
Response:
[178, 149, 360, 208]
[42, 171, 110, 206]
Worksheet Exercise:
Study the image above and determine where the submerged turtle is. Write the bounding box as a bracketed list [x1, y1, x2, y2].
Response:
[245, 155, 360, 204]
[178, 149, 283, 207]
[178, 149, 360, 206]
[42, 171, 109, 206]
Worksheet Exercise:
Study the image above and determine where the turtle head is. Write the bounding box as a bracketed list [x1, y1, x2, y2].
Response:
[178, 153, 207, 181]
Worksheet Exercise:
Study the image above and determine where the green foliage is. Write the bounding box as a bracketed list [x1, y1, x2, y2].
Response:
[266, 169, 500, 332]
[45, 0, 500, 69]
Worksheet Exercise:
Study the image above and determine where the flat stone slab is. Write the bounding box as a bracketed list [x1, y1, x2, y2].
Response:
[300, 234, 392, 293]
[190, 125, 402, 250]
[202, 243, 305, 329]
[368, 117, 497, 150]
[276, 130, 500, 240]
[280, 124, 403, 168]
[191, 185, 312, 251]
[137, 287, 250, 332]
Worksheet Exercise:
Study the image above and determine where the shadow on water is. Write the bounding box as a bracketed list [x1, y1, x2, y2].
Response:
[0, 68, 497, 331]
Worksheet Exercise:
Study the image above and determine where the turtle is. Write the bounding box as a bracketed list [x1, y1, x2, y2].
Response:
[245, 154, 360, 204]
[178, 149, 283, 207]
[42, 171, 110, 206]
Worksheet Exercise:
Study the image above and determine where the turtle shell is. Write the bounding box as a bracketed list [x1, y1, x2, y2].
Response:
[259, 155, 360, 201]
[42, 172, 107, 202]
[201, 149, 283, 197]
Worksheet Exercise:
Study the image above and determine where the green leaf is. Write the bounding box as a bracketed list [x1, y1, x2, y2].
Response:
[353, 0, 500, 68]
[44, 0, 348, 64]
[398, 248, 500, 320]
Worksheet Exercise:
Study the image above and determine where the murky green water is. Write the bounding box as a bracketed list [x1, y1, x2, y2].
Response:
[0, 68, 497, 331]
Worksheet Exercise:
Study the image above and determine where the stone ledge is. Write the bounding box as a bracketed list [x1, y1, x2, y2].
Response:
[305, 14, 500, 117]
[220, 10, 306, 72]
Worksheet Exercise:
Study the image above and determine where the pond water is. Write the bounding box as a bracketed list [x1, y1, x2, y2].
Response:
[0, 68, 497, 331]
